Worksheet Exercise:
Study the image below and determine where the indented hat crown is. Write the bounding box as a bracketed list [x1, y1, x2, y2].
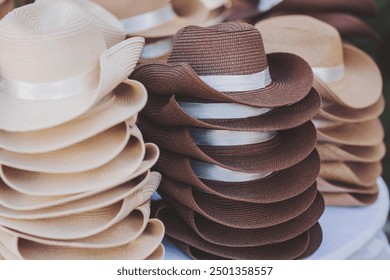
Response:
[168, 22, 269, 76]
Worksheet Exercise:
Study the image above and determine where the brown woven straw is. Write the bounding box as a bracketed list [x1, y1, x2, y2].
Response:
[131, 22, 314, 108]
[0, 0, 14, 19]
[155, 149, 320, 203]
[321, 192, 379, 206]
[317, 177, 378, 194]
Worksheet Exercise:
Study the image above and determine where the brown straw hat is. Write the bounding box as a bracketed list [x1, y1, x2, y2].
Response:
[256, 15, 383, 109]
[141, 88, 321, 131]
[130, 22, 314, 108]
[155, 192, 324, 247]
[321, 192, 379, 206]
[92, 0, 209, 38]
[158, 176, 318, 229]
[155, 149, 320, 203]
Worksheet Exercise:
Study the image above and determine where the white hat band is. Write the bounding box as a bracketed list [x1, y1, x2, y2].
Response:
[258, 0, 284, 12]
[141, 37, 173, 59]
[312, 64, 345, 83]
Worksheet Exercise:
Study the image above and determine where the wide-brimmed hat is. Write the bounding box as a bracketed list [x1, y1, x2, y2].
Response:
[0, 1, 144, 132]
[0, 144, 159, 211]
[155, 149, 320, 203]
[256, 15, 382, 109]
[131, 22, 314, 108]
[139, 118, 317, 173]
[92, 0, 209, 38]
[145, 244, 165, 260]
[321, 192, 379, 206]
[0, 0, 14, 19]
[317, 177, 378, 194]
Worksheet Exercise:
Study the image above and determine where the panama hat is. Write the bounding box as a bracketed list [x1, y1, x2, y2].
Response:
[0, 219, 164, 259]
[92, 0, 209, 38]
[145, 244, 165, 260]
[142, 88, 320, 131]
[0, 127, 146, 196]
[317, 142, 386, 163]
[131, 22, 314, 108]
[256, 15, 382, 109]
[317, 177, 378, 194]
[155, 192, 323, 247]
[139, 118, 317, 173]
[0, 1, 144, 132]
[0, 144, 159, 211]
[155, 149, 320, 203]
[321, 192, 379, 206]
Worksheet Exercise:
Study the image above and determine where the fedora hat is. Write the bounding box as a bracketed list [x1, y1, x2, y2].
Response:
[155, 149, 320, 203]
[131, 22, 314, 108]
[142, 88, 320, 131]
[0, 1, 144, 132]
[256, 15, 382, 109]
[321, 192, 379, 206]
[139, 118, 317, 174]
[92, 0, 209, 38]
[155, 192, 323, 247]
[0, 144, 159, 211]
[317, 142, 386, 163]
[0, 219, 164, 259]
[317, 177, 378, 194]
[159, 176, 318, 229]
[0, 80, 146, 154]
[0, 127, 146, 196]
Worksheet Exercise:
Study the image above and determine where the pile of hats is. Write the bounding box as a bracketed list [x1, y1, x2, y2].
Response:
[258, 15, 385, 206]
[131, 22, 325, 260]
[0, 0, 14, 18]
[228, 0, 379, 41]
[0, 0, 164, 260]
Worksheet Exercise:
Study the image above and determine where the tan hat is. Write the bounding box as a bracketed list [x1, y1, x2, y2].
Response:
[321, 192, 379, 206]
[145, 244, 165, 260]
[317, 177, 378, 194]
[0, 0, 14, 19]
[92, 0, 209, 38]
[0, 1, 144, 132]
[256, 15, 382, 109]
[0, 143, 159, 211]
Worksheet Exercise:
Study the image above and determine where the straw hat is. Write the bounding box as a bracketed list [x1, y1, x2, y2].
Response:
[145, 244, 165, 260]
[131, 22, 314, 108]
[92, 0, 209, 38]
[200, 0, 232, 26]
[256, 15, 382, 109]
[0, 0, 14, 19]
[321, 192, 379, 206]
[0, 144, 159, 211]
[317, 177, 378, 194]
[0, 1, 144, 132]
[155, 149, 320, 203]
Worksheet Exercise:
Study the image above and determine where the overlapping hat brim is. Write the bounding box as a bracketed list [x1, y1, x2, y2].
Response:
[317, 119, 384, 146]
[0, 80, 147, 154]
[0, 0, 14, 18]
[0, 127, 146, 196]
[314, 44, 382, 109]
[312, 118, 343, 129]
[0, 219, 164, 260]
[145, 244, 165, 260]
[0, 143, 159, 210]
[317, 142, 386, 163]
[156, 149, 320, 203]
[140, 118, 317, 173]
[320, 161, 382, 187]
[0, 37, 144, 132]
[317, 177, 378, 194]
[131, 52, 314, 108]
[159, 177, 318, 229]
[321, 192, 379, 206]
[156, 193, 324, 247]
[142, 88, 321, 131]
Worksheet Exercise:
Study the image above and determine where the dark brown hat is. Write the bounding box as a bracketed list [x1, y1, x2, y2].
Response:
[130, 22, 314, 108]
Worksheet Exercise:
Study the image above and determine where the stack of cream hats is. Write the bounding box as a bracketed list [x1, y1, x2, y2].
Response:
[0, 0, 164, 260]
[92, 0, 209, 61]
[257, 15, 385, 206]
[0, 0, 14, 18]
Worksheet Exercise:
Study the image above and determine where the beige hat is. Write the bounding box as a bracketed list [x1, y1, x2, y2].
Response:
[321, 192, 379, 206]
[0, 1, 144, 132]
[317, 177, 378, 194]
[145, 244, 165, 260]
[256, 15, 382, 109]
[0, 219, 164, 259]
[0, 143, 159, 211]
[0, 0, 14, 19]
[0, 127, 146, 196]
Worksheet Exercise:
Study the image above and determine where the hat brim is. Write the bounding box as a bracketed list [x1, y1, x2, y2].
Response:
[317, 177, 378, 194]
[0, 37, 144, 132]
[131, 52, 314, 108]
[321, 192, 378, 206]
[0, 0, 14, 19]
[145, 244, 165, 260]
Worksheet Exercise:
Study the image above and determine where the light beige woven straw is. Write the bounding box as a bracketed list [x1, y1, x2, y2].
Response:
[317, 177, 378, 194]
[200, 0, 231, 26]
[256, 15, 382, 109]
[0, 1, 144, 132]
[145, 244, 165, 260]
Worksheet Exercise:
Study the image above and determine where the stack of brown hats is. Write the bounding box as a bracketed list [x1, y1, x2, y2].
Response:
[92, 0, 209, 61]
[131, 22, 325, 260]
[0, 0, 164, 260]
[257, 15, 385, 206]
[0, 0, 14, 18]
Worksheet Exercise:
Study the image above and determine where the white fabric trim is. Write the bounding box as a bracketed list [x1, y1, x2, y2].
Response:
[258, 0, 284, 12]
[141, 37, 173, 59]
[312, 64, 345, 83]
[201, 0, 228, 10]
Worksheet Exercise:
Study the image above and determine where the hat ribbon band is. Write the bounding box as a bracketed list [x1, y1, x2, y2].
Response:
[190, 128, 277, 146]
[312, 64, 345, 83]
[121, 6, 176, 34]
[141, 37, 173, 59]
[258, 0, 284, 12]
[0, 68, 98, 101]
[191, 160, 272, 182]
[178, 101, 272, 119]
[199, 67, 272, 92]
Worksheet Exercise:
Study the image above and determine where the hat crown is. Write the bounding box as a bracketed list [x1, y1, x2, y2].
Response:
[168, 22, 269, 76]
[0, 2, 106, 83]
[258, 15, 343, 68]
